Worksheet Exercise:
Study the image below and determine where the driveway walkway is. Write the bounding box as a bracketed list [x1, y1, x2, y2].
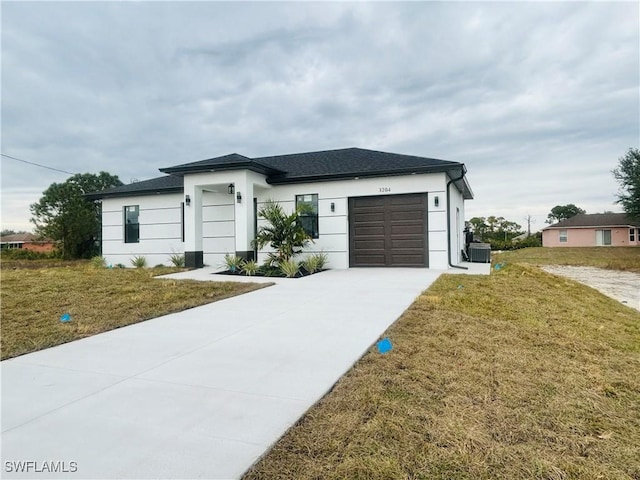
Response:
[2, 268, 443, 479]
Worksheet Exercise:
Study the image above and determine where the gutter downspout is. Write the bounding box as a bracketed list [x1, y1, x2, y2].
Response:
[447, 167, 468, 270]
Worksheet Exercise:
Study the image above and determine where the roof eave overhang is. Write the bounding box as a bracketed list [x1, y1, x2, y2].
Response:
[159, 162, 282, 177]
[85, 187, 184, 201]
[267, 165, 472, 196]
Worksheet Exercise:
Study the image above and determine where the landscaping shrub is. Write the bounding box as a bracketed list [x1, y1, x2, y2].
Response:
[241, 259, 258, 276]
[131, 256, 147, 268]
[301, 255, 320, 274]
[168, 253, 185, 268]
[279, 259, 300, 278]
[253, 200, 312, 265]
[223, 253, 244, 273]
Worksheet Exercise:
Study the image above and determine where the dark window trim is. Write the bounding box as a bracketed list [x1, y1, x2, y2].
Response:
[124, 205, 140, 244]
[295, 194, 319, 239]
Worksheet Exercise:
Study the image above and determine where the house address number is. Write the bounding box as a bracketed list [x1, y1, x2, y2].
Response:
[379, 187, 391, 193]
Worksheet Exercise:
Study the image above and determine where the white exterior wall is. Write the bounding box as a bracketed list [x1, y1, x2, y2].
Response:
[448, 180, 466, 265]
[100, 171, 467, 270]
[254, 172, 449, 269]
[101, 194, 184, 267]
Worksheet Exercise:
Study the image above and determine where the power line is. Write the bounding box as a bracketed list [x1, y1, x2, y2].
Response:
[1, 153, 77, 175]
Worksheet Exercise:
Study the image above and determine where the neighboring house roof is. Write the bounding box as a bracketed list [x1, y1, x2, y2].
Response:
[89, 147, 473, 200]
[0, 233, 52, 244]
[543, 213, 640, 230]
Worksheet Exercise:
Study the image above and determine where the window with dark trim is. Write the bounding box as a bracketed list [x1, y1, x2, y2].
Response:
[296, 194, 319, 239]
[124, 205, 140, 243]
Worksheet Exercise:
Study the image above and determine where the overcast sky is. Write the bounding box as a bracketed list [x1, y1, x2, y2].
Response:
[2, 1, 638, 233]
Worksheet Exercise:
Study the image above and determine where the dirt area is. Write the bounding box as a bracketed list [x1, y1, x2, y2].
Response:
[541, 265, 640, 311]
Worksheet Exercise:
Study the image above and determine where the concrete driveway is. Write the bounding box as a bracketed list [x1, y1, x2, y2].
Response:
[1, 268, 442, 479]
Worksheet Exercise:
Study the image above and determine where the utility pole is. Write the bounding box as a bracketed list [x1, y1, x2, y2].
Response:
[524, 214, 535, 236]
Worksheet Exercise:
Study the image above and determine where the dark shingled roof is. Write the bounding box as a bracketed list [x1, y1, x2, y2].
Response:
[160, 153, 283, 176]
[544, 213, 640, 229]
[91, 148, 472, 199]
[85, 175, 183, 200]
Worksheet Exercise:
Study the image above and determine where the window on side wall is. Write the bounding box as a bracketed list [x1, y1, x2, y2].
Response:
[124, 205, 140, 243]
[295, 194, 319, 239]
[559, 229, 567, 243]
[630, 228, 636, 243]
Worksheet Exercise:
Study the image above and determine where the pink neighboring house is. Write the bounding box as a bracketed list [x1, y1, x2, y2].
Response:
[542, 213, 640, 247]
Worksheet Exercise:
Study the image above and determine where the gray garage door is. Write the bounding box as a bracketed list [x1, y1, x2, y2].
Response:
[348, 193, 428, 267]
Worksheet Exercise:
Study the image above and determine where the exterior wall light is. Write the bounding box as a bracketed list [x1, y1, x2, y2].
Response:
[228, 184, 235, 195]
[434, 196, 439, 208]
[236, 191, 242, 203]
[330, 202, 335, 212]
[185, 195, 191, 206]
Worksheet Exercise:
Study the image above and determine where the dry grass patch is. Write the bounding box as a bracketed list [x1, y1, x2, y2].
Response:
[1, 264, 266, 360]
[244, 264, 640, 480]
[495, 246, 640, 272]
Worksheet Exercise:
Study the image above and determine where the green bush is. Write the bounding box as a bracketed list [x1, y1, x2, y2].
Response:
[253, 200, 312, 265]
[279, 259, 300, 278]
[131, 256, 147, 268]
[241, 259, 258, 276]
[223, 253, 244, 273]
[0, 249, 52, 260]
[301, 255, 320, 274]
[168, 253, 185, 267]
[312, 251, 328, 270]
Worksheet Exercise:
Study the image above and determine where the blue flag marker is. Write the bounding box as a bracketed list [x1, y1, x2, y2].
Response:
[60, 313, 71, 323]
[377, 337, 392, 354]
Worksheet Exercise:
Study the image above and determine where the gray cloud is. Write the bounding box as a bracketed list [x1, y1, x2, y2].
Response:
[1, 1, 638, 231]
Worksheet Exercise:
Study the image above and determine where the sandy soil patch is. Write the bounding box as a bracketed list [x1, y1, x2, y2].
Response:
[541, 265, 640, 311]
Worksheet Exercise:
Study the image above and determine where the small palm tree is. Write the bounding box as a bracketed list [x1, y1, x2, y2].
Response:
[253, 201, 312, 265]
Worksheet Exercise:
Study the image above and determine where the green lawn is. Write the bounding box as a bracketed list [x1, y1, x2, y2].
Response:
[494, 246, 640, 272]
[0, 264, 267, 360]
[244, 260, 640, 479]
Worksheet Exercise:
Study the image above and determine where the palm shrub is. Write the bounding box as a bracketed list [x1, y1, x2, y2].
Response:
[241, 259, 258, 276]
[313, 251, 329, 270]
[168, 253, 185, 267]
[279, 259, 300, 278]
[223, 253, 244, 273]
[301, 255, 320, 274]
[253, 200, 312, 266]
[131, 255, 147, 268]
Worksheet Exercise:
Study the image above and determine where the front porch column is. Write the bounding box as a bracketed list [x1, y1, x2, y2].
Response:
[184, 184, 203, 268]
[234, 173, 255, 261]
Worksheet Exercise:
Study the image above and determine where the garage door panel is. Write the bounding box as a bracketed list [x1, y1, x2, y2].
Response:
[390, 195, 424, 206]
[391, 238, 425, 249]
[390, 224, 424, 235]
[353, 254, 386, 266]
[354, 225, 385, 236]
[353, 212, 385, 223]
[349, 193, 428, 267]
[390, 211, 425, 222]
[353, 197, 385, 207]
[390, 254, 426, 265]
[354, 239, 385, 250]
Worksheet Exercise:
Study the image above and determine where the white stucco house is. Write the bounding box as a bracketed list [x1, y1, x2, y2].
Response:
[88, 148, 473, 270]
